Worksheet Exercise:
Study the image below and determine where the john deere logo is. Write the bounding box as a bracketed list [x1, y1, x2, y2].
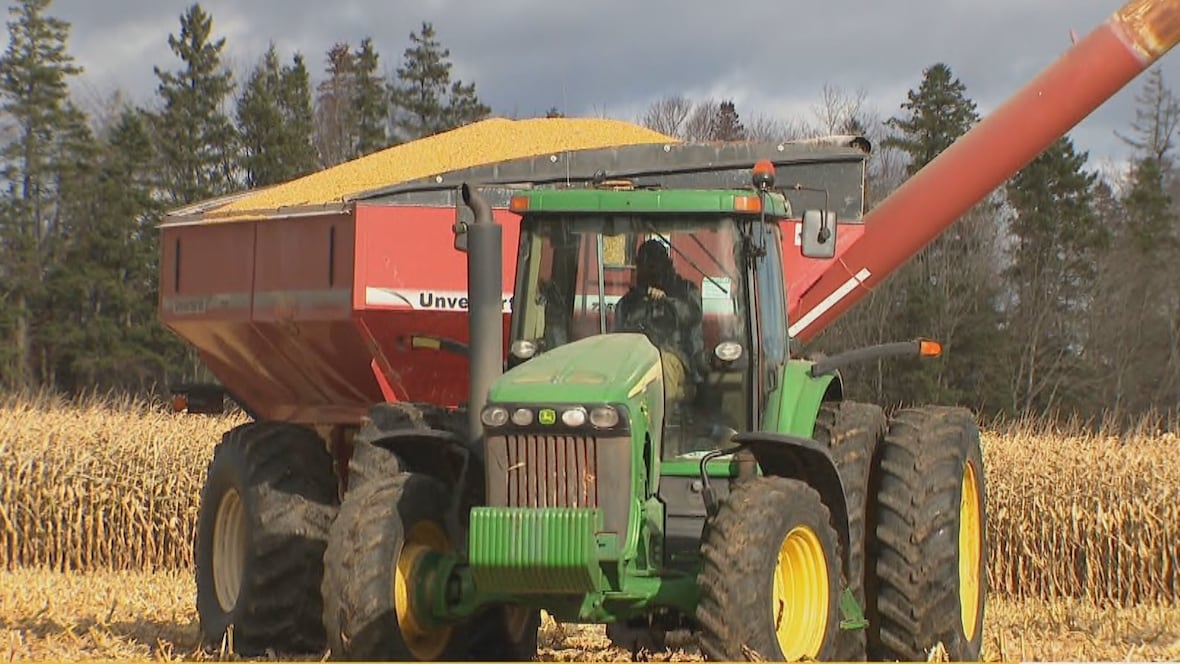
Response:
[538, 408, 556, 425]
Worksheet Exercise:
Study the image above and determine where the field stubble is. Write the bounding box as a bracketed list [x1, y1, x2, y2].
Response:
[2, 394, 1179, 660]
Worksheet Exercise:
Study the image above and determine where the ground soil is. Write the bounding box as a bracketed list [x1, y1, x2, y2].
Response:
[2, 568, 1179, 661]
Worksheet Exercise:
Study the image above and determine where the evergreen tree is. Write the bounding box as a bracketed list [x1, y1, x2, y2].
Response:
[236, 44, 317, 188]
[711, 100, 746, 141]
[1093, 67, 1180, 417]
[0, 0, 83, 390]
[236, 44, 284, 188]
[279, 52, 317, 176]
[388, 21, 490, 141]
[869, 62, 1008, 413]
[44, 108, 177, 392]
[151, 2, 237, 205]
[882, 63, 978, 175]
[314, 42, 356, 167]
[352, 37, 388, 156]
[1003, 136, 1107, 415]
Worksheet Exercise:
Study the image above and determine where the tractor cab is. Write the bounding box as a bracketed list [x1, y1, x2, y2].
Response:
[496, 164, 838, 461]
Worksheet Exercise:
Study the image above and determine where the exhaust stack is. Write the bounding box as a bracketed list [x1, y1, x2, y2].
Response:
[461, 183, 503, 444]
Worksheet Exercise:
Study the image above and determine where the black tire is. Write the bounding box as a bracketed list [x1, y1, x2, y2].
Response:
[346, 403, 423, 493]
[194, 421, 339, 656]
[606, 620, 668, 656]
[696, 476, 844, 662]
[465, 605, 542, 660]
[865, 406, 986, 662]
[322, 472, 468, 661]
[345, 437, 402, 493]
[812, 400, 887, 661]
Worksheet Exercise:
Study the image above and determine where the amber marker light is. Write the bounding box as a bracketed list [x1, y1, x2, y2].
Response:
[509, 195, 530, 212]
[919, 338, 943, 357]
[733, 195, 762, 213]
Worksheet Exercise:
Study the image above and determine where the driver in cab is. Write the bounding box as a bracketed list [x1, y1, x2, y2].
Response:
[613, 239, 706, 403]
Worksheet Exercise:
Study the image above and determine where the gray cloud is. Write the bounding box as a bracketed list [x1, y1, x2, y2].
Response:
[50, 0, 1180, 175]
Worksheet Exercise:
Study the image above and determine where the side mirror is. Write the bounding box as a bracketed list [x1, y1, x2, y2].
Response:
[800, 209, 837, 259]
[453, 200, 474, 252]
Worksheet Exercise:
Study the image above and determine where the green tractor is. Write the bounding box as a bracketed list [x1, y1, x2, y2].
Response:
[320, 165, 987, 662]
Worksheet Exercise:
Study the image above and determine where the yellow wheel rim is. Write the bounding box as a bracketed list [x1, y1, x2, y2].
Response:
[393, 521, 452, 659]
[770, 525, 829, 660]
[959, 460, 982, 640]
[212, 488, 246, 612]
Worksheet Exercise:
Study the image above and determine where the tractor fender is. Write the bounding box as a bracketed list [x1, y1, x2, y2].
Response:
[730, 431, 851, 575]
[769, 359, 843, 435]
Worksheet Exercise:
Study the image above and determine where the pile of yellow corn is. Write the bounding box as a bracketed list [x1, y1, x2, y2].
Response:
[202, 117, 677, 222]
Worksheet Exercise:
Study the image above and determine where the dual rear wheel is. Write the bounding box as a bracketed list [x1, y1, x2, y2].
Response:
[695, 403, 986, 662]
[194, 422, 340, 656]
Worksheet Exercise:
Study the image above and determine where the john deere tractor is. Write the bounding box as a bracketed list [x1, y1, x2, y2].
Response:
[319, 163, 986, 662]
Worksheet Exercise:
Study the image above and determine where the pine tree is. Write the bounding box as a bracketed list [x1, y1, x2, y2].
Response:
[352, 37, 388, 156]
[151, 2, 237, 205]
[0, 0, 83, 390]
[1003, 136, 1107, 415]
[236, 43, 317, 188]
[883, 63, 979, 175]
[388, 21, 490, 141]
[870, 62, 1008, 413]
[43, 108, 176, 392]
[1090, 67, 1180, 417]
[314, 42, 356, 167]
[711, 100, 746, 141]
[236, 44, 284, 188]
[279, 52, 317, 176]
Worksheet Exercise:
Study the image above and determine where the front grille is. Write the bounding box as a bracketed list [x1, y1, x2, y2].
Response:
[503, 434, 598, 509]
[485, 432, 631, 536]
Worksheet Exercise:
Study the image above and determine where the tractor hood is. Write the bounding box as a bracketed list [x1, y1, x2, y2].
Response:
[488, 333, 663, 406]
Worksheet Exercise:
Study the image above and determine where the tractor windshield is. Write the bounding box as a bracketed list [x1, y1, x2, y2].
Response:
[512, 214, 753, 456]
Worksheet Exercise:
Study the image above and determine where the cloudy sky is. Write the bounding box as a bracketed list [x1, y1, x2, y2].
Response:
[49, 0, 1180, 178]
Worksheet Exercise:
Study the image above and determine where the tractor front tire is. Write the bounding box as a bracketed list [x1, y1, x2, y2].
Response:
[322, 472, 468, 661]
[812, 400, 887, 661]
[866, 406, 986, 661]
[465, 605, 542, 660]
[696, 476, 844, 662]
[194, 421, 339, 656]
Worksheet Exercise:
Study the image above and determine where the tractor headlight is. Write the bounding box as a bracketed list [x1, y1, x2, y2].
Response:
[480, 405, 509, 427]
[561, 407, 587, 427]
[510, 407, 534, 426]
[589, 405, 620, 429]
[510, 339, 537, 359]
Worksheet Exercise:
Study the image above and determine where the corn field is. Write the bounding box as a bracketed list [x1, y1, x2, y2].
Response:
[1, 394, 1177, 607]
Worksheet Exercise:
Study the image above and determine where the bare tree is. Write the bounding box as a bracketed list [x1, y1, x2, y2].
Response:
[640, 94, 693, 137]
[811, 83, 869, 135]
[683, 98, 717, 141]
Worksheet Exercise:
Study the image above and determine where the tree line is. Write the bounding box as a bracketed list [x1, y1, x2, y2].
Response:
[1, 0, 1176, 430]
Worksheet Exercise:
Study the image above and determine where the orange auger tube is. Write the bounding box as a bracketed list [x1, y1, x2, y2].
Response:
[789, 0, 1180, 344]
